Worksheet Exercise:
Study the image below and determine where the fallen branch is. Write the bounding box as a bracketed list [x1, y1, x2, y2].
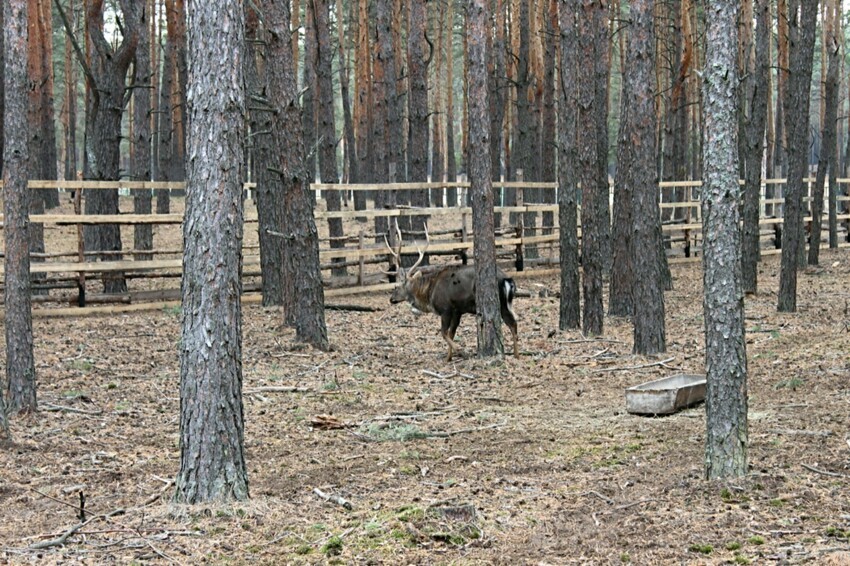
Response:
[773, 429, 833, 438]
[801, 463, 848, 478]
[595, 357, 677, 373]
[313, 487, 353, 510]
[425, 421, 506, 438]
[42, 403, 103, 416]
[244, 386, 311, 394]
[141, 480, 175, 506]
[585, 490, 615, 505]
[325, 304, 382, 312]
[28, 509, 125, 550]
[421, 369, 474, 380]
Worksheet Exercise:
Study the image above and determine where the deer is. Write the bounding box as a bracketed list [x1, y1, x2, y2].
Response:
[384, 221, 518, 361]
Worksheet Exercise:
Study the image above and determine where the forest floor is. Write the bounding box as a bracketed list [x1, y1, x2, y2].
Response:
[0, 198, 849, 564]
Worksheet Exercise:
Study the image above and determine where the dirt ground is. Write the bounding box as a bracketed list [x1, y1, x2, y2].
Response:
[1, 197, 850, 564]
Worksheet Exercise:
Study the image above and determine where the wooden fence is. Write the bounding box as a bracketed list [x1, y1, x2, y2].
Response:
[0, 178, 848, 316]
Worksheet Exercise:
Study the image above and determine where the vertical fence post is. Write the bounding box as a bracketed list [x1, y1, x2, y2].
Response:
[358, 229, 365, 286]
[515, 169, 524, 271]
[461, 211, 468, 264]
[74, 187, 86, 307]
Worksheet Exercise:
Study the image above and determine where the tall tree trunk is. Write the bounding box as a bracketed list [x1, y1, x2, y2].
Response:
[154, 0, 175, 213]
[809, 0, 839, 263]
[302, 0, 318, 184]
[740, 0, 770, 293]
[29, 0, 59, 209]
[371, 0, 392, 238]
[132, 1, 153, 261]
[609, 73, 633, 317]
[407, 0, 431, 263]
[77, 0, 139, 294]
[0, 3, 4, 179]
[703, 0, 748, 480]
[577, 0, 606, 336]
[828, 0, 842, 248]
[264, 0, 329, 349]
[431, 0, 445, 202]
[557, 0, 580, 330]
[63, 0, 77, 183]
[540, 0, 557, 234]
[778, 0, 818, 312]
[468, 0, 503, 358]
[628, 0, 665, 354]
[246, 7, 285, 306]
[5, 0, 38, 414]
[488, 0, 506, 222]
[337, 0, 357, 185]
[354, 0, 372, 193]
[175, 0, 249, 504]
[314, 0, 346, 277]
[172, 0, 188, 183]
[25, 0, 46, 284]
[445, 0, 458, 205]
[593, 0, 611, 271]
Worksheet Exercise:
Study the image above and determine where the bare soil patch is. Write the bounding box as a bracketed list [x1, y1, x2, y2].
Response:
[1, 216, 849, 563]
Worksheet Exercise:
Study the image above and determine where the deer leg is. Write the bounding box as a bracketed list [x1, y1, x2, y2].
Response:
[501, 304, 519, 356]
[440, 313, 459, 361]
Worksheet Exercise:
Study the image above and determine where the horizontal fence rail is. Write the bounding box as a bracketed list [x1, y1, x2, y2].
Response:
[0, 177, 849, 316]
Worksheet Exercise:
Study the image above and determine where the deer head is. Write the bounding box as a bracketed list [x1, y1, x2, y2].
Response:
[384, 219, 429, 304]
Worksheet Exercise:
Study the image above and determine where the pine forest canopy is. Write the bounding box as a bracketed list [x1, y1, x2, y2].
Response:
[25, 0, 850, 190]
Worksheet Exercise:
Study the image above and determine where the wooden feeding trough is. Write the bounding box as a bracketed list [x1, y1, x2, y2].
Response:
[625, 374, 706, 415]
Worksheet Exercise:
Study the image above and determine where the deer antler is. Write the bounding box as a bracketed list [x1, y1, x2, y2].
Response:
[381, 218, 404, 275]
[407, 221, 429, 274]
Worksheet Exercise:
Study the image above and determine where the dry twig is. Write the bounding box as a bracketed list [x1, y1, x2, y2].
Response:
[313, 487, 353, 510]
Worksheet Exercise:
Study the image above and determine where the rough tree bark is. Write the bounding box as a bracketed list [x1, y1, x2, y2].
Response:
[609, 75, 633, 317]
[488, 0, 506, 222]
[60, 0, 138, 294]
[302, 0, 318, 183]
[808, 0, 839, 264]
[778, 0, 818, 312]
[354, 0, 372, 193]
[175, 0, 249, 504]
[445, 0, 458, 206]
[541, 0, 558, 234]
[154, 0, 175, 213]
[702, 0, 748, 480]
[63, 0, 77, 183]
[246, 7, 285, 306]
[592, 0, 611, 271]
[314, 0, 346, 277]
[28, 0, 59, 209]
[337, 0, 357, 185]
[628, 0, 665, 355]
[132, 1, 153, 260]
[557, 0, 580, 330]
[740, 0, 769, 294]
[468, 0, 504, 358]
[5, 0, 38, 415]
[264, 0, 329, 350]
[577, 0, 606, 336]
[406, 0, 431, 261]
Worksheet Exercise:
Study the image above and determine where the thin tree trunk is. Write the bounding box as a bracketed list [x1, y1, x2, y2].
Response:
[314, 0, 346, 277]
[5, 0, 38, 414]
[303, 0, 317, 183]
[337, 0, 357, 185]
[557, 0, 580, 330]
[265, 0, 329, 349]
[25, 0, 46, 286]
[132, 1, 153, 261]
[154, 0, 175, 213]
[468, 0, 503, 358]
[741, 0, 770, 293]
[63, 0, 77, 183]
[609, 70, 633, 317]
[578, 0, 606, 336]
[175, 0, 249, 504]
[628, 0, 665, 354]
[407, 0, 431, 263]
[445, 0, 458, 205]
[778, 0, 818, 312]
[488, 0, 506, 223]
[540, 0, 557, 234]
[431, 0, 445, 202]
[354, 0, 372, 193]
[809, 0, 839, 264]
[703, 0, 748, 480]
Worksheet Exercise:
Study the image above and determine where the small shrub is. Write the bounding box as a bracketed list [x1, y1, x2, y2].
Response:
[688, 543, 713, 555]
[747, 535, 765, 545]
[321, 535, 343, 556]
[725, 541, 742, 551]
